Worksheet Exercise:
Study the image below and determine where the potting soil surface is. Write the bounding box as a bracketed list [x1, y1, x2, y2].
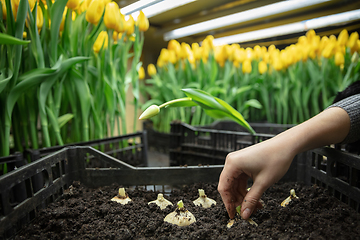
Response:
[15, 181, 360, 240]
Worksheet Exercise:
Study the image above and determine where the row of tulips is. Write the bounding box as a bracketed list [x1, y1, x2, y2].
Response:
[140, 29, 360, 132]
[0, 0, 149, 157]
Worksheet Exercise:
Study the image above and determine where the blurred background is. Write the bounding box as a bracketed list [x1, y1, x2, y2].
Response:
[119, 0, 360, 69]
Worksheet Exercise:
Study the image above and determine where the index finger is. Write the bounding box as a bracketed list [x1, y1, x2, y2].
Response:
[218, 165, 247, 219]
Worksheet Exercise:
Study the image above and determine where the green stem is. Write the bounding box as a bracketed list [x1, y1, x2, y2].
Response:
[159, 97, 192, 108]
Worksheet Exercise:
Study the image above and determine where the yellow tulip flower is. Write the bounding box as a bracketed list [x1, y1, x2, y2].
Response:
[138, 66, 145, 80]
[233, 60, 240, 68]
[66, 0, 81, 10]
[86, 0, 104, 25]
[168, 39, 181, 58]
[258, 61, 267, 74]
[78, 0, 93, 13]
[245, 47, 253, 61]
[36, 5, 43, 29]
[234, 48, 246, 63]
[93, 31, 108, 53]
[318, 36, 329, 55]
[192, 43, 202, 61]
[147, 64, 157, 76]
[306, 29, 316, 42]
[214, 45, 226, 65]
[321, 42, 335, 58]
[112, 31, 119, 43]
[272, 54, 283, 71]
[268, 44, 276, 53]
[125, 15, 135, 35]
[202, 35, 214, 51]
[104, 2, 121, 31]
[28, 0, 36, 11]
[242, 59, 252, 74]
[329, 35, 337, 44]
[157, 58, 165, 68]
[348, 31, 359, 53]
[10, 0, 20, 20]
[253, 45, 262, 60]
[201, 47, 210, 63]
[179, 42, 191, 59]
[168, 49, 177, 64]
[137, 10, 149, 32]
[334, 51, 344, 66]
[1, 0, 7, 19]
[337, 29, 349, 46]
[159, 48, 170, 63]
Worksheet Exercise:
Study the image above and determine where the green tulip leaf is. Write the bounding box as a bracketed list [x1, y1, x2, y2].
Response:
[0, 33, 30, 45]
[58, 113, 74, 128]
[244, 99, 262, 109]
[0, 69, 13, 94]
[182, 88, 225, 111]
[215, 97, 255, 134]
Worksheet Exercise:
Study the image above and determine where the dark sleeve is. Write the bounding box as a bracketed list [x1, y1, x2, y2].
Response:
[327, 93, 360, 143]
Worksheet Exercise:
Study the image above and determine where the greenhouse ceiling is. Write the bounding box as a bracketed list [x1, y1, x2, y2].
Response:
[117, 0, 360, 52]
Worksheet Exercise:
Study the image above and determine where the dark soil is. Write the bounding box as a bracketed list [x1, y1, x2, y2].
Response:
[15, 181, 360, 240]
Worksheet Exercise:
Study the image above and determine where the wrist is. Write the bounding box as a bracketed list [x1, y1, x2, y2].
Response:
[274, 107, 350, 155]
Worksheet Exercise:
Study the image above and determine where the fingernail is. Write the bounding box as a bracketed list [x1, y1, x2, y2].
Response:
[242, 208, 251, 219]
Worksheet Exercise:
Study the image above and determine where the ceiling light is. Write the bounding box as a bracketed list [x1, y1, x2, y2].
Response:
[122, 0, 196, 20]
[212, 9, 360, 46]
[163, 0, 329, 41]
[121, 0, 164, 15]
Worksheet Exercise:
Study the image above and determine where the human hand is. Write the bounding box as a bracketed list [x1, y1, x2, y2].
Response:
[217, 138, 295, 220]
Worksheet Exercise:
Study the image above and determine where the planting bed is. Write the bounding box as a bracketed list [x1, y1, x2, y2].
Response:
[14, 181, 360, 240]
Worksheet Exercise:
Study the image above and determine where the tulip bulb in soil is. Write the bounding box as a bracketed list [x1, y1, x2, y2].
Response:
[193, 189, 216, 208]
[164, 200, 196, 226]
[281, 189, 299, 207]
[148, 193, 173, 210]
[111, 187, 132, 205]
[227, 205, 258, 228]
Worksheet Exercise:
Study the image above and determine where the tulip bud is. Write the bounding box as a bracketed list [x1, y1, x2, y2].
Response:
[147, 64, 157, 76]
[272, 56, 283, 71]
[86, 0, 105, 25]
[67, 0, 81, 10]
[348, 32, 359, 53]
[168, 39, 181, 58]
[117, 11, 126, 33]
[36, 5, 44, 29]
[139, 105, 160, 120]
[136, 10, 149, 32]
[306, 29, 316, 41]
[138, 66, 145, 80]
[104, 2, 121, 31]
[334, 51, 344, 66]
[242, 59, 252, 74]
[168, 50, 177, 64]
[337, 29, 349, 46]
[258, 61, 267, 74]
[322, 42, 335, 58]
[93, 31, 108, 53]
[125, 15, 135, 35]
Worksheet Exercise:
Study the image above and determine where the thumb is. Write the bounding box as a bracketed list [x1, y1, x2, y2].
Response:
[240, 183, 265, 219]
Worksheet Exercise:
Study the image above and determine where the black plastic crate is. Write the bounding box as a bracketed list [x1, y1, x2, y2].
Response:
[0, 153, 26, 176]
[0, 144, 359, 239]
[1, 145, 360, 237]
[169, 122, 276, 166]
[24, 131, 148, 167]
